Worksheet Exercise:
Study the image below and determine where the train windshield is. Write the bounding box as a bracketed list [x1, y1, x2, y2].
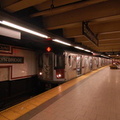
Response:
[43, 53, 52, 65]
[54, 54, 65, 69]
[39, 53, 52, 67]
[39, 54, 43, 67]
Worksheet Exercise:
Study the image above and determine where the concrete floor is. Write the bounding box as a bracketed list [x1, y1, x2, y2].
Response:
[1, 66, 120, 120]
[20, 67, 120, 120]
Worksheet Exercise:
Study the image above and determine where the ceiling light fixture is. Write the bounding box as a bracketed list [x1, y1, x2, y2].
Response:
[52, 39, 72, 46]
[74, 46, 85, 50]
[101, 55, 109, 58]
[74, 46, 92, 53]
[84, 49, 91, 52]
[0, 20, 49, 39]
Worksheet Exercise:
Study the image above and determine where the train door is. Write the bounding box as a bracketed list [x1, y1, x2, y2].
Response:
[101, 58, 105, 66]
[89, 56, 93, 71]
[81, 55, 85, 74]
[98, 57, 102, 67]
[84, 56, 87, 73]
[65, 52, 79, 80]
[42, 53, 54, 80]
[92, 57, 95, 69]
[54, 53, 65, 81]
[101, 58, 103, 66]
[93, 57, 98, 70]
[94, 57, 99, 69]
[76, 55, 82, 76]
[82, 55, 88, 74]
[84, 56, 90, 73]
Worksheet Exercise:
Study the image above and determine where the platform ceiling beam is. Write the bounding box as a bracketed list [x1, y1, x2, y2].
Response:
[3, 0, 48, 12]
[99, 49, 120, 52]
[31, 0, 108, 17]
[89, 21, 120, 34]
[98, 32, 120, 40]
[63, 21, 120, 38]
[75, 37, 89, 42]
[99, 44, 120, 47]
[99, 38, 120, 43]
[43, 0, 120, 30]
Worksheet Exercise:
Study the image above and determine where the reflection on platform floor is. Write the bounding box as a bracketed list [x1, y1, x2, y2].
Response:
[1, 66, 120, 120]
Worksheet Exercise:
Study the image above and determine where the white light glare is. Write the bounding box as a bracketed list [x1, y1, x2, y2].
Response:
[52, 39, 71, 46]
[57, 74, 62, 78]
[74, 46, 91, 53]
[39, 72, 42, 75]
[0, 20, 49, 39]
[58, 74, 61, 77]
[101, 55, 109, 58]
[74, 46, 84, 50]
[84, 49, 91, 52]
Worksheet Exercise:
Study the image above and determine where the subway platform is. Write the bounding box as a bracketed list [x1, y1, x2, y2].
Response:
[0, 66, 120, 120]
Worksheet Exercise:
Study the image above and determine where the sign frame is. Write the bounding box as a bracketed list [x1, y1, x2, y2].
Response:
[82, 22, 99, 46]
[0, 44, 12, 53]
[0, 56, 24, 64]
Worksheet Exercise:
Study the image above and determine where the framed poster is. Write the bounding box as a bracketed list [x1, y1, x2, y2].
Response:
[0, 67, 9, 81]
[0, 44, 12, 54]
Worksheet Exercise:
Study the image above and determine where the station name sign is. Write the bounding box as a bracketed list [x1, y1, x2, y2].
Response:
[82, 22, 98, 46]
[0, 56, 24, 63]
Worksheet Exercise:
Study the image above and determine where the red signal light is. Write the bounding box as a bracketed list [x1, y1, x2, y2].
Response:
[46, 38, 52, 41]
[46, 47, 52, 52]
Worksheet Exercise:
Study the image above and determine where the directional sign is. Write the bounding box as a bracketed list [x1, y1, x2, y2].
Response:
[82, 22, 98, 46]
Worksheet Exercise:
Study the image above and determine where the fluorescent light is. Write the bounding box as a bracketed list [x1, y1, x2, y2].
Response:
[74, 46, 92, 53]
[101, 55, 105, 57]
[52, 39, 71, 46]
[0, 20, 49, 39]
[101, 55, 109, 58]
[74, 46, 84, 50]
[84, 49, 91, 52]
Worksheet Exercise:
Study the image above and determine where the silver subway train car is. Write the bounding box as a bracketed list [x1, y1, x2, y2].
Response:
[38, 51, 112, 82]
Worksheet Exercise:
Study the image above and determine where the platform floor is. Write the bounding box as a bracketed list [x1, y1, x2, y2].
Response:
[0, 66, 120, 120]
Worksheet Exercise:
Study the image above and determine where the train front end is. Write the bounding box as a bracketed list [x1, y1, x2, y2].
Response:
[38, 52, 65, 82]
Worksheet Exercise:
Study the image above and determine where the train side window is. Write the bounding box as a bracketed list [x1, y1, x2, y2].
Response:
[54, 54, 57, 67]
[68, 55, 72, 67]
[72, 56, 77, 69]
[54, 54, 65, 69]
[89, 58, 92, 70]
[76, 56, 80, 68]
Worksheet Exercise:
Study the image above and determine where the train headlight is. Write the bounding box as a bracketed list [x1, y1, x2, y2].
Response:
[58, 74, 61, 77]
[39, 72, 42, 75]
[56, 74, 62, 78]
[56, 69, 64, 79]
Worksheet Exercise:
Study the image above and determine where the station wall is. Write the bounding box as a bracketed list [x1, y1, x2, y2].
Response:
[0, 44, 39, 108]
[0, 45, 37, 81]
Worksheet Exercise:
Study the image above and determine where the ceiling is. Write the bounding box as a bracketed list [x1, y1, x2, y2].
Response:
[0, 0, 120, 58]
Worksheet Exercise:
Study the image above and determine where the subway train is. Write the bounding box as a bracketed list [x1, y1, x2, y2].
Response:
[38, 50, 112, 82]
[0, 43, 112, 108]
